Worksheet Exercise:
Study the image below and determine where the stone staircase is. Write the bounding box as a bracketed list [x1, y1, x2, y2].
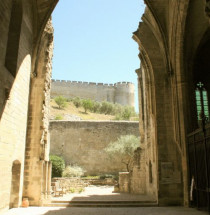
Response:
[44, 200, 158, 207]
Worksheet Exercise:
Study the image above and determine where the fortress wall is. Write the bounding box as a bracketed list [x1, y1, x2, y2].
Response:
[51, 80, 135, 107]
[115, 82, 135, 107]
[50, 120, 140, 175]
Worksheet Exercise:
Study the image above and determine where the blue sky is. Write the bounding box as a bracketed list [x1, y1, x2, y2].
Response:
[52, 0, 145, 111]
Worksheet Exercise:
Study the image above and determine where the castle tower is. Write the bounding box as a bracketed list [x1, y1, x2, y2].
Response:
[114, 82, 135, 107]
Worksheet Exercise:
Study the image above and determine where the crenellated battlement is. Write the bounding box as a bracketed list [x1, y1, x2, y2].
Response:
[51, 79, 133, 87]
[51, 79, 135, 107]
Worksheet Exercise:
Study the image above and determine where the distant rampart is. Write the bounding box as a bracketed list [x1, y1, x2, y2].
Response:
[51, 79, 135, 107]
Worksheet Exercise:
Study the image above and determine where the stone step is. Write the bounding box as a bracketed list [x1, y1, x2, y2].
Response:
[44, 201, 158, 208]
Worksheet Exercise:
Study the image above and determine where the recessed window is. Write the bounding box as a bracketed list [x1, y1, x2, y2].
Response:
[5, 0, 23, 77]
[195, 82, 209, 121]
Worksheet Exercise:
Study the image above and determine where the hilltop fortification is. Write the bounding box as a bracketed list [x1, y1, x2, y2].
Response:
[51, 79, 135, 107]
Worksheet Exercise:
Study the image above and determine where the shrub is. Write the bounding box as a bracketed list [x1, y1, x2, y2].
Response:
[82, 99, 93, 113]
[54, 96, 68, 109]
[121, 106, 133, 120]
[99, 174, 114, 179]
[114, 114, 122, 121]
[91, 101, 101, 113]
[55, 114, 63, 120]
[50, 155, 65, 178]
[113, 104, 123, 115]
[100, 101, 114, 115]
[69, 188, 75, 193]
[63, 165, 85, 177]
[78, 188, 85, 193]
[73, 97, 82, 108]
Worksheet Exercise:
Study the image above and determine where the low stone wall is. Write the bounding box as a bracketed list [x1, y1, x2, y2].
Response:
[52, 177, 117, 193]
[50, 120, 140, 175]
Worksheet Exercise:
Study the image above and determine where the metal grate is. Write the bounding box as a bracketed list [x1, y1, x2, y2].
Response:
[187, 123, 210, 213]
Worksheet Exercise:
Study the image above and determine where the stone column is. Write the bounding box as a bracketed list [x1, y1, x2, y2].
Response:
[47, 162, 52, 199]
[23, 18, 54, 206]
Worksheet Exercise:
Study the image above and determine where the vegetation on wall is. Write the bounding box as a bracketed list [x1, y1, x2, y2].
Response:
[50, 155, 65, 178]
[105, 135, 140, 172]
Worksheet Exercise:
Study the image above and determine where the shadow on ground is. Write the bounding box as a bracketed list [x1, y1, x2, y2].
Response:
[42, 207, 207, 215]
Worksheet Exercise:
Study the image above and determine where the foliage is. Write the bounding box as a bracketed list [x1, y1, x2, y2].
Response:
[55, 114, 63, 120]
[62, 165, 85, 177]
[68, 96, 139, 120]
[99, 174, 114, 179]
[100, 101, 114, 115]
[54, 96, 68, 109]
[81, 175, 100, 180]
[73, 97, 82, 108]
[121, 106, 134, 120]
[82, 99, 93, 113]
[78, 188, 85, 193]
[91, 101, 101, 113]
[50, 155, 65, 178]
[105, 135, 140, 172]
[69, 188, 75, 193]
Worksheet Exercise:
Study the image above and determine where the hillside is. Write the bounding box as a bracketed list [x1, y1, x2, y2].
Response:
[50, 100, 116, 121]
[50, 100, 139, 121]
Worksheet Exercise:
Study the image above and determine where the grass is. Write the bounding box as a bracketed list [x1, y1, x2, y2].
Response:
[50, 100, 116, 121]
[50, 99, 139, 121]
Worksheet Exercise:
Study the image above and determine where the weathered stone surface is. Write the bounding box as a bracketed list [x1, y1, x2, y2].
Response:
[51, 80, 135, 107]
[50, 120, 140, 175]
[0, 0, 210, 213]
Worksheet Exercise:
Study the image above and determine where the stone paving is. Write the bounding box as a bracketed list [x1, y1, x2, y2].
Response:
[52, 186, 156, 201]
[2, 207, 208, 215]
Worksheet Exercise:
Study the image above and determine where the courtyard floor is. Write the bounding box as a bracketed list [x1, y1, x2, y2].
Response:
[52, 185, 156, 201]
[3, 207, 208, 215]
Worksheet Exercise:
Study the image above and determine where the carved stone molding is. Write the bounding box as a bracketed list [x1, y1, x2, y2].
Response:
[205, 0, 210, 19]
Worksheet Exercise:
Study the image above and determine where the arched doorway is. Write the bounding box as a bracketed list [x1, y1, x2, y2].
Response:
[10, 160, 21, 208]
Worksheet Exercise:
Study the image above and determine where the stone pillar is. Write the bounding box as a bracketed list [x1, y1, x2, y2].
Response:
[23, 19, 54, 206]
[47, 162, 52, 198]
[119, 172, 130, 193]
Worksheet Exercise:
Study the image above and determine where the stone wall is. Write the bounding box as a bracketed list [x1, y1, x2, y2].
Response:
[0, 0, 33, 212]
[50, 121, 139, 175]
[51, 80, 135, 107]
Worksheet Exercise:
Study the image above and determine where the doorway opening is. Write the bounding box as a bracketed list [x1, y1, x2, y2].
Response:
[10, 160, 21, 208]
[47, 0, 151, 204]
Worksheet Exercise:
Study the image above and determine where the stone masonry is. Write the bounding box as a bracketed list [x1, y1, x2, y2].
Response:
[0, 0, 210, 213]
[50, 120, 140, 175]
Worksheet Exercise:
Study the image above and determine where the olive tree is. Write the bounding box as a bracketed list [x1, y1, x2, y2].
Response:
[105, 135, 140, 172]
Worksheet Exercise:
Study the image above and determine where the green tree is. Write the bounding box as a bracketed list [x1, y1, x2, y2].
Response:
[73, 97, 82, 108]
[121, 106, 133, 120]
[54, 96, 67, 109]
[100, 101, 114, 115]
[105, 135, 140, 172]
[82, 99, 93, 113]
[50, 155, 65, 178]
[91, 101, 101, 113]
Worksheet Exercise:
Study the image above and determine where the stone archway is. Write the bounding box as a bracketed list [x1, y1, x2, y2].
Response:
[10, 160, 21, 208]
